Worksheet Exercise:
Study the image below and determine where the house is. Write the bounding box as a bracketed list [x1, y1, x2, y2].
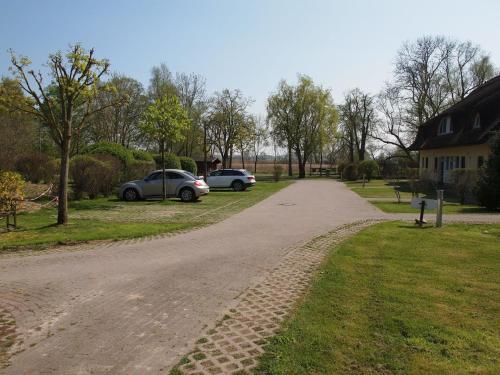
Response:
[410, 75, 500, 183]
[195, 158, 221, 176]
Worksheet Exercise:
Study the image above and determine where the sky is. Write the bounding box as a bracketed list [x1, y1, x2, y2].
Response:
[1, 0, 499, 115]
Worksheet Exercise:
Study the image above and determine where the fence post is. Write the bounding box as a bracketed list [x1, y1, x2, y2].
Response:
[436, 190, 444, 228]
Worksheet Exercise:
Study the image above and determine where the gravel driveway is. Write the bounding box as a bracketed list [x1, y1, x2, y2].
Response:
[0, 180, 384, 374]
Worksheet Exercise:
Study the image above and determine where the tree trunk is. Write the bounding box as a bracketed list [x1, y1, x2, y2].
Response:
[297, 152, 305, 178]
[203, 123, 208, 180]
[161, 139, 166, 200]
[254, 155, 258, 174]
[319, 151, 323, 177]
[57, 133, 71, 225]
[287, 145, 293, 176]
[229, 146, 233, 168]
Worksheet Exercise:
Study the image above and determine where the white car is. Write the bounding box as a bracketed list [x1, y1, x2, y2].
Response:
[206, 169, 256, 191]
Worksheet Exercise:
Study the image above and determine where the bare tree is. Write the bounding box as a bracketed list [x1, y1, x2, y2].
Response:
[375, 36, 495, 159]
[9, 45, 122, 224]
[175, 72, 206, 156]
[207, 89, 251, 168]
[339, 88, 376, 162]
[250, 115, 269, 173]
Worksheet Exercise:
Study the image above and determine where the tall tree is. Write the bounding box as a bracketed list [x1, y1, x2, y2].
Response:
[9, 45, 120, 224]
[339, 89, 376, 162]
[0, 78, 40, 171]
[140, 96, 189, 200]
[250, 116, 269, 174]
[207, 89, 251, 168]
[175, 72, 206, 156]
[267, 80, 295, 176]
[87, 74, 147, 148]
[268, 75, 338, 178]
[375, 36, 495, 159]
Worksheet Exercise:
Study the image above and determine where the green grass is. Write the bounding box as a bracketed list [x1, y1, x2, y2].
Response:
[0, 180, 292, 251]
[371, 201, 499, 214]
[345, 179, 413, 199]
[257, 222, 500, 374]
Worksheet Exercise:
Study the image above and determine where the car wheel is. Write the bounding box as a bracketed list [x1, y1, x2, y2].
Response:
[123, 188, 139, 201]
[180, 188, 195, 202]
[232, 180, 244, 192]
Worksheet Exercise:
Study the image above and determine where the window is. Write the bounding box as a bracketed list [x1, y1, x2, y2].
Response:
[148, 172, 162, 180]
[210, 170, 222, 177]
[461, 156, 466, 169]
[438, 116, 452, 135]
[425, 157, 429, 169]
[473, 113, 481, 129]
[222, 170, 244, 176]
[434, 157, 438, 170]
[166, 172, 183, 179]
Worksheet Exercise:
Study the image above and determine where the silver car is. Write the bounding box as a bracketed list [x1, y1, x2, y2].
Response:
[119, 169, 209, 202]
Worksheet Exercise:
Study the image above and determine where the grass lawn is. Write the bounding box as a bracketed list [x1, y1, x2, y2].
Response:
[0, 180, 291, 251]
[371, 201, 499, 215]
[257, 222, 500, 374]
[345, 179, 413, 199]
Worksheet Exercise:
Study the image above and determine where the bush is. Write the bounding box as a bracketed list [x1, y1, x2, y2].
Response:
[15, 153, 58, 183]
[131, 149, 154, 162]
[343, 163, 359, 181]
[179, 156, 197, 175]
[154, 153, 181, 169]
[272, 164, 283, 182]
[70, 155, 118, 199]
[0, 171, 25, 214]
[358, 160, 379, 181]
[451, 169, 479, 204]
[83, 141, 134, 168]
[128, 160, 155, 180]
[337, 162, 348, 177]
[477, 132, 500, 209]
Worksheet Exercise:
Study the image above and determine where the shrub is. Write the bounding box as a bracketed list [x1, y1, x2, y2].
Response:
[70, 155, 117, 199]
[358, 160, 379, 181]
[132, 149, 154, 162]
[154, 153, 181, 169]
[337, 162, 348, 177]
[343, 163, 359, 181]
[451, 169, 479, 204]
[128, 160, 155, 180]
[83, 141, 134, 168]
[179, 156, 197, 175]
[0, 171, 25, 214]
[15, 153, 58, 183]
[272, 164, 283, 182]
[477, 132, 500, 209]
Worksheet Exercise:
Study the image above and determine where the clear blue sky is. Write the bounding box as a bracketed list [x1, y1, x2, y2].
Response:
[1, 0, 499, 114]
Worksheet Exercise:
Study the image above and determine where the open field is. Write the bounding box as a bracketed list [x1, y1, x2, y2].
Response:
[230, 161, 334, 175]
[257, 222, 500, 374]
[0, 180, 291, 251]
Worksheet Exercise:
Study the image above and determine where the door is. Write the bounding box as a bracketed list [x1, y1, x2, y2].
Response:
[207, 170, 223, 187]
[166, 171, 184, 196]
[142, 172, 163, 197]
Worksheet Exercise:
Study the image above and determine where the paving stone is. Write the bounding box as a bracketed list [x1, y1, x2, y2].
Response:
[175, 220, 378, 374]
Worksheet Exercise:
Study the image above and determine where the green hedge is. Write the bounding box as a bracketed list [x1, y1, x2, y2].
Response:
[83, 141, 134, 167]
[179, 156, 197, 175]
[132, 149, 154, 162]
[153, 153, 181, 169]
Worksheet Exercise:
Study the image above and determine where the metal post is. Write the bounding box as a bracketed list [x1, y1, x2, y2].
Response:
[418, 200, 426, 227]
[436, 190, 444, 227]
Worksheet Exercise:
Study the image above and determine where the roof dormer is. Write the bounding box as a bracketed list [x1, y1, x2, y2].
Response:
[438, 116, 452, 135]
